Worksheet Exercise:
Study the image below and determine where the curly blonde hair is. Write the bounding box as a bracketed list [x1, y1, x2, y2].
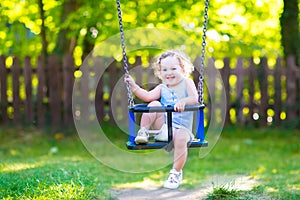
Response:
[152, 49, 194, 80]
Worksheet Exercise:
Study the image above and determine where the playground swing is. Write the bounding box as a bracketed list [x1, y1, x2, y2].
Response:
[116, 0, 209, 150]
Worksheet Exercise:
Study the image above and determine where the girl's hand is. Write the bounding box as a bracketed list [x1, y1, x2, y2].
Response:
[124, 75, 139, 92]
[124, 75, 134, 86]
[174, 100, 186, 112]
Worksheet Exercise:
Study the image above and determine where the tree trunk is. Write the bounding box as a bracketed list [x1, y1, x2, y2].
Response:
[280, 0, 300, 128]
[54, 0, 80, 56]
[280, 0, 300, 64]
[38, 0, 49, 100]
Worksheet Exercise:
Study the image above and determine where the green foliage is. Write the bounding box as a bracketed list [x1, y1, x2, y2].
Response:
[0, 0, 287, 60]
[0, 0, 62, 58]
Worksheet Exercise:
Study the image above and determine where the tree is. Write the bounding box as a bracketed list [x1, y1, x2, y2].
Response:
[53, 0, 80, 56]
[280, 0, 300, 64]
[280, 0, 300, 126]
[0, 0, 296, 62]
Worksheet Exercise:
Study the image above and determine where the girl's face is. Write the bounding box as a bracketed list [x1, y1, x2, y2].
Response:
[160, 56, 184, 87]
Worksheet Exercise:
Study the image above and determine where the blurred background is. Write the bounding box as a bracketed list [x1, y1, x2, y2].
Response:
[0, 0, 299, 129]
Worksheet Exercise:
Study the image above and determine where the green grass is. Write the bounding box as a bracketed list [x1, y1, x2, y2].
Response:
[0, 125, 299, 199]
[206, 185, 239, 200]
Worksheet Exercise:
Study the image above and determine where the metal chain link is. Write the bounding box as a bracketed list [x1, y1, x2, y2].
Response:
[198, 0, 209, 105]
[116, 0, 135, 108]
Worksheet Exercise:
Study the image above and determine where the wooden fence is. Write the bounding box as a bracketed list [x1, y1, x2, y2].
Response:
[0, 54, 299, 128]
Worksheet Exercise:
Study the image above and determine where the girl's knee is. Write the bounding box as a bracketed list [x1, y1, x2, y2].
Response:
[147, 101, 162, 107]
[174, 129, 189, 147]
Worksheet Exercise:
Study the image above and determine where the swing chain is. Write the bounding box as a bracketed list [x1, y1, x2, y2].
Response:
[116, 0, 135, 108]
[198, 0, 209, 105]
[117, 0, 208, 107]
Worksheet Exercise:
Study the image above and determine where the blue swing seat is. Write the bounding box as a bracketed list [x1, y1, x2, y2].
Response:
[126, 104, 208, 150]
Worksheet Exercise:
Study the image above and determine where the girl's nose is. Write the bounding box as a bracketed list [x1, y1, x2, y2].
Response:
[165, 70, 172, 74]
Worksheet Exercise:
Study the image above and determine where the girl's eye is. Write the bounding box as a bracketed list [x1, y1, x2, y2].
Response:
[172, 67, 177, 70]
[162, 69, 167, 71]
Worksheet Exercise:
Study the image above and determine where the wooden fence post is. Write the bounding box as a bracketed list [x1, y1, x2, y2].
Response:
[235, 57, 245, 125]
[80, 57, 90, 123]
[63, 53, 74, 126]
[192, 57, 201, 92]
[206, 58, 216, 125]
[37, 55, 46, 126]
[121, 75, 128, 124]
[48, 55, 62, 127]
[274, 57, 282, 125]
[248, 57, 256, 125]
[258, 57, 268, 126]
[24, 56, 34, 123]
[134, 57, 143, 86]
[221, 57, 231, 125]
[0, 56, 8, 123]
[95, 56, 105, 123]
[12, 57, 21, 125]
[109, 60, 118, 124]
[286, 56, 297, 123]
[147, 62, 159, 90]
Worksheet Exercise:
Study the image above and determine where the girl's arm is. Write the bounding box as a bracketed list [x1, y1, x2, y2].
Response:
[125, 75, 161, 102]
[174, 78, 198, 112]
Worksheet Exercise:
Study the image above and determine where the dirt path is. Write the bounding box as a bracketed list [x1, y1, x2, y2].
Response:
[110, 175, 258, 200]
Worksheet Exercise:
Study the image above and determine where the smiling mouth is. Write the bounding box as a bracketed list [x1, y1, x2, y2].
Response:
[166, 76, 175, 79]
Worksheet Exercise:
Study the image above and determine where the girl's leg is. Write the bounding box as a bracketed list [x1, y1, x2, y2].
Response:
[135, 101, 165, 144]
[163, 128, 190, 189]
[140, 101, 164, 129]
[172, 128, 190, 171]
